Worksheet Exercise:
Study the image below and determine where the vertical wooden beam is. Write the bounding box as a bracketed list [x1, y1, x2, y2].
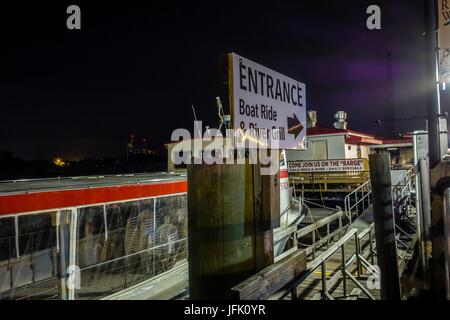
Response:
[188, 162, 226, 299]
[188, 159, 277, 299]
[253, 159, 280, 269]
[430, 193, 446, 299]
[429, 162, 450, 299]
[424, 0, 441, 168]
[369, 153, 401, 300]
[442, 188, 450, 299]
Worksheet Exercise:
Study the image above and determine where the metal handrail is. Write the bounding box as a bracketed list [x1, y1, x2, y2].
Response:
[392, 168, 415, 204]
[344, 167, 415, 223]
[278, 227, 377, 300]
[275, 214, 417, 300]
[273, 166, 417, 300]
[295, 210, 346, 259]
[344, 179, 372, 223]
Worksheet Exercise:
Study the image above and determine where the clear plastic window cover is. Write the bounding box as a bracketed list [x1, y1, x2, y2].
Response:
[0, 194, 187, 300]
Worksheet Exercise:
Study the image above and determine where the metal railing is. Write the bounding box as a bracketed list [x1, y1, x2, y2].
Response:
[295, 210, 347, 259]
[392, 168, 415, 204]
[344, 167, 415, 224]
[271, 167, 417, 300]
[272, 216, 418, 300]
[277, 227, 377, 300]
[344, 179, 372, 223]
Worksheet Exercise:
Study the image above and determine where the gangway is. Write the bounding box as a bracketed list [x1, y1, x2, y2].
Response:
[232, 167, 418, 300]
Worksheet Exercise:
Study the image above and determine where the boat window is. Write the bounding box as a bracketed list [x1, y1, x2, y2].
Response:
[0, 212, 60, 300]
[18, 213, 55, 255]
[75, 195, 187, 300]
[0, 217, 16, 262]
[75, 199, 156, 299]
[75, 205, 109, 299]
[154, 195, 188, 274]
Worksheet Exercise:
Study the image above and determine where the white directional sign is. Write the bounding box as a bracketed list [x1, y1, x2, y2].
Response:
[439, 0, 450, 83]
[228, 53, 306, 150]
[439, 0, 450, 49]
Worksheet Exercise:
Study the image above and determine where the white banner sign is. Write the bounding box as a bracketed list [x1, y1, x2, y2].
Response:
[228, 53, 307, 150]
[288, 159, 365, 173]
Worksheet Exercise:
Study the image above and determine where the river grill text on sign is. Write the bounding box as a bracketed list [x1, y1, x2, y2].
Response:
[228, 53, 307, 150]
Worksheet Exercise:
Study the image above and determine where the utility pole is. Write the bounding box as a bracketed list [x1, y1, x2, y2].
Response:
[424, 0, 450, 299]
[424, 0, 442, 169]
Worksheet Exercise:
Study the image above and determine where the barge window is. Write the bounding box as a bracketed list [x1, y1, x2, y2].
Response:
[76, 200, 157, 299]
[0, 212, 60, 300]
[75, 195, 188, 300]
[0, 217, 16, 261]
[18, 213, 55, 255]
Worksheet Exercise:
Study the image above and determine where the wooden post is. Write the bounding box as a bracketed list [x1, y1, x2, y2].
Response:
[369, 153, 401, 300]
[430, 193, 446, 299]
[188, 160, 279, 299]
[442, 188, 450, 299]
[254, 156, 280, 269]
[429, 162, 450, 299]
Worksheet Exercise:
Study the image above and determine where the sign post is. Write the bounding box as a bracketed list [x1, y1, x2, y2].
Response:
[228, 53, 307, 150]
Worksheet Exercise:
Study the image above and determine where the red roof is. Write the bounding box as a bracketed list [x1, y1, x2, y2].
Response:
[307, 126, 414, 146]
[307, 126, 347, 135]
[376, 138, 412, 144]
[345, 136, 383, 145]
[307, 126, 374, 139]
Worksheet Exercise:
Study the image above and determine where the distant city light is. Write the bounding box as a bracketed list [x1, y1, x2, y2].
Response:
[53, 158, 66, 167]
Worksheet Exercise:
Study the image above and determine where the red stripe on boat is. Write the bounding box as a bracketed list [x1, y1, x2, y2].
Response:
[0, 180, 187, 215]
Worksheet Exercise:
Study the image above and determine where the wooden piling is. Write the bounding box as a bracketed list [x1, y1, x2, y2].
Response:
[369, 153, 401, 300]
[187, 160, 279, 299]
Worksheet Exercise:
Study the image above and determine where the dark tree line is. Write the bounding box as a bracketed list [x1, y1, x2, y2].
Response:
[0, 150, 167, 180]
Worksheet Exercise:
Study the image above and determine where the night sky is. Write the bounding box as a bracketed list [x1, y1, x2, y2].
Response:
[0, 1, 449, 160]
